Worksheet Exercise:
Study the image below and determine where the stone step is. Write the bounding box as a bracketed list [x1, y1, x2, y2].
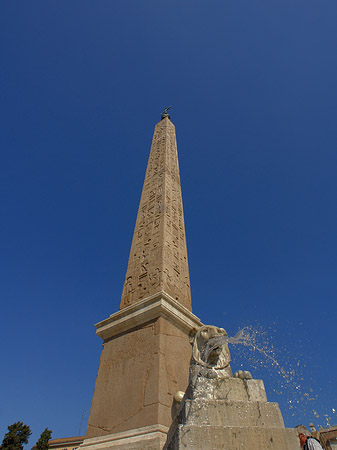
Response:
[182, 399, 285, 428]
[169, 424, 299, 450]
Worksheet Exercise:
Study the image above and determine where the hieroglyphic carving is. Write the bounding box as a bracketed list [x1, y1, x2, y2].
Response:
[120, 118, 191, 311]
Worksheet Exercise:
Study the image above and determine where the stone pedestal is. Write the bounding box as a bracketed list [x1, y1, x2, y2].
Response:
[84, 292, 201, 447]
[164, 377, 299, 450]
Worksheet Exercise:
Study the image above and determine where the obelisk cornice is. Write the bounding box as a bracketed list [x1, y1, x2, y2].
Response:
[97, 291, 202, 341]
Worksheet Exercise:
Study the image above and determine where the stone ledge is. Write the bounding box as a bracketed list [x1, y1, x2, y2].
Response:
[81, 425, 168, 450]
[81, 425, 168, 446]
[95, 291, 202, 341]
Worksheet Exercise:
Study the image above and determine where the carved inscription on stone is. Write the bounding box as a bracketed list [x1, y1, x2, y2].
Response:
[120, 118, 191, 311]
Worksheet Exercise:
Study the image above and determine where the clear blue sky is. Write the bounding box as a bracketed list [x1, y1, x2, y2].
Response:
[1, 0, 336, 445]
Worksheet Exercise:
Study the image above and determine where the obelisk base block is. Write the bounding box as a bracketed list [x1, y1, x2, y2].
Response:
[86, 292, 202, 440]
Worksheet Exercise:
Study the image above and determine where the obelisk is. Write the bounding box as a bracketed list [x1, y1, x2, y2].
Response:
[120, 110, 192, 312]
[82, 112, 201, 450]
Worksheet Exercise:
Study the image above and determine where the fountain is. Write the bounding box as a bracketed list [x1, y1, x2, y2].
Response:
[164, 325, 300, 450]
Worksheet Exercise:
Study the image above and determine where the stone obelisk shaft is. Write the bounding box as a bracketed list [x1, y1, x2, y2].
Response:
[120, 117, 191, 311]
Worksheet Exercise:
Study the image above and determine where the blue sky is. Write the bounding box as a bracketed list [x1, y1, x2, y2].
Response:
[1, 0, 336, 445]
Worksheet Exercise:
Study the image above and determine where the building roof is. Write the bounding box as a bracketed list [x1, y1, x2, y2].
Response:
[49, 436, 85, 446]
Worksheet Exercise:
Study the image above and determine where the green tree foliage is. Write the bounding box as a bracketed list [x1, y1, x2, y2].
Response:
[34, 429, 52, 450]
[1, 422, 32, 450]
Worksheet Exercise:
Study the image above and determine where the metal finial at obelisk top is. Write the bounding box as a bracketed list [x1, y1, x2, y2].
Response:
[161, 106, 172, 120]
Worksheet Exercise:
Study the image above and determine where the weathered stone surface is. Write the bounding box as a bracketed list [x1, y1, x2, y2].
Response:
[164, 377, 299, 449]
[86, 314, 199, 438]
[81, 425, 168, 450]
[164, 331, 299, 450]
[87, 319, 160, 437]
[180, 399, 285, 428]
[189, 376, 268, 403]
[120, 117, 191, 311]
[168, 425, 299, 450]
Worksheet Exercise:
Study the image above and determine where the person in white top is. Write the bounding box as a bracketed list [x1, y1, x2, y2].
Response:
[298, 432, 324, 450]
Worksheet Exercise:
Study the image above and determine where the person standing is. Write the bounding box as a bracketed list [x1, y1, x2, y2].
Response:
[299, 432, 324, 450]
